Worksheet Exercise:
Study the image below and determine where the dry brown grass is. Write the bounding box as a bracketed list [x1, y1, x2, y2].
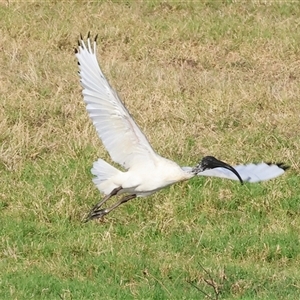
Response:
[1, 1, 300, 299]
[1, 2, 299, 173]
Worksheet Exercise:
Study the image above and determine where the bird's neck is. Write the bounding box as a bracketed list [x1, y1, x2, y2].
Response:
[191, 164, 202, 175]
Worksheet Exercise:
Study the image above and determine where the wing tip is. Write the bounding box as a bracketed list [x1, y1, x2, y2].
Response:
[266, 162, 290, 171]
[77, 32, 98, 51]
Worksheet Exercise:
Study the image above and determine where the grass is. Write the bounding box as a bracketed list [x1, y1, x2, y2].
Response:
[1, 1, 300, 299]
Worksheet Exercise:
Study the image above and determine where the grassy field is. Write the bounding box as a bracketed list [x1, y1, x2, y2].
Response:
[1, 1, 300, 299]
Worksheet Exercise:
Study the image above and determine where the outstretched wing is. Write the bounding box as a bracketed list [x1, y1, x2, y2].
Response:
[199, 162, 288, 183]
[75, 34, 157, 169]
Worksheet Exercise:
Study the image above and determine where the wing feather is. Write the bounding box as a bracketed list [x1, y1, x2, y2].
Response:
[199, 162, 287, 183]
[76, 36, 157, 169]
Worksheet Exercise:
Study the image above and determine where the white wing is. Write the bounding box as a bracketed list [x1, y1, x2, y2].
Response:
[75, 35, 157, 169]
[181, 162, 287, 183]
[198, 163, 287, 183]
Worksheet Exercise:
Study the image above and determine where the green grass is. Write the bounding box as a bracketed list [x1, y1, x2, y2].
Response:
[1, 1, 300, 299]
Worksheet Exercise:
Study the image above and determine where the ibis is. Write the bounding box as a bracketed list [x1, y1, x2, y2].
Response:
[75, 33, 288, 221]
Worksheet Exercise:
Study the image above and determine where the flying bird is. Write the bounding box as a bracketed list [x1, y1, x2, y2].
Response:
[75, 33, 288, 222]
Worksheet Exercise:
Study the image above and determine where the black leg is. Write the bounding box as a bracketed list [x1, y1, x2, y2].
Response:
[88, 194, 137, 221]
[84, 187, 122, 222]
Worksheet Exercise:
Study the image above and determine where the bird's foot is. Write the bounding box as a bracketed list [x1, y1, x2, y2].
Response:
[84, 208, 108, 223]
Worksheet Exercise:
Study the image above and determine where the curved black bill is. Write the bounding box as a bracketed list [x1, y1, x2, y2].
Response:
[201, 156, 244, 184]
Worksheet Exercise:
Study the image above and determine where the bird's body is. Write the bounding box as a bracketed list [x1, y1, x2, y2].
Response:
[92, 156, 194, 198]
[75, 34, 288, 221]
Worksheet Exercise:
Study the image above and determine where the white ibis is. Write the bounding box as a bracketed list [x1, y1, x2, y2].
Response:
[75, 33, 288, 221]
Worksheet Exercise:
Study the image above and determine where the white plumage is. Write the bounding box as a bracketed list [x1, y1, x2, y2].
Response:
[75, 34, 287, 221]
[183, 162, 286, 183]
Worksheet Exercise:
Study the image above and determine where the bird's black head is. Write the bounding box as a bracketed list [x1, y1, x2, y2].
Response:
[193, 156, 244, 184]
